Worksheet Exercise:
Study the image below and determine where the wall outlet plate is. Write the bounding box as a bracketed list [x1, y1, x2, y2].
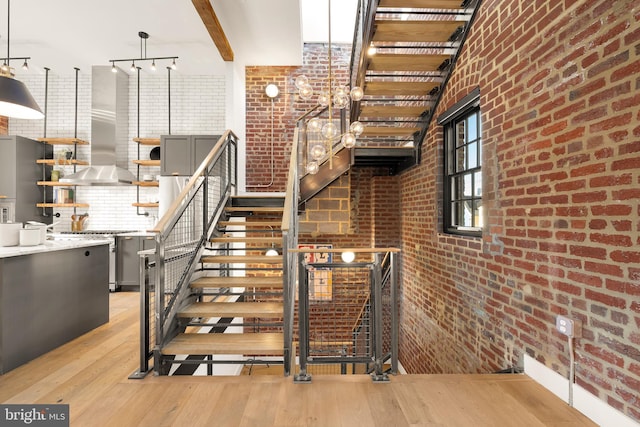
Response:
[556, 315, 582, 338]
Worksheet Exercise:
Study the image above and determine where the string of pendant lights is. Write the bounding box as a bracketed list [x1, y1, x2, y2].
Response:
[109, 31, 178, 74]
[294, 0, 364, 175]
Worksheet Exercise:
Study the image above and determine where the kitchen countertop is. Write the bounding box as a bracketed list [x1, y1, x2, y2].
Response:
[0, 239, 110, 259]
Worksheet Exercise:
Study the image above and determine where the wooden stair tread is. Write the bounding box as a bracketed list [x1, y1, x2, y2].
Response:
[162, 333, 284, 355]
[210, 236, 282, 244]
[218, 220, 282, 227]
[178, 302, 283, 318]
[361, 126, 421, 137]
[373, 20, 465, 43]
[365, 81, 440, 97]
[360, 105, 428, 118]
[224, 206, 285, 213]
[378, 0, 466, 9]
[201, 255, 283, 264]
[191, 276, 282, 288]
[368, 54, 451, 72]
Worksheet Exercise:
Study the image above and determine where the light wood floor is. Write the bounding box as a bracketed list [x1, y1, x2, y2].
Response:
[0, 292, 596, 427]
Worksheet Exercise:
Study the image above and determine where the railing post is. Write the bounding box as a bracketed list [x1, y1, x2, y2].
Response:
[282, 231, 291, 376]
[153, 235, 167, 375]
[391, 251, 399, 374]
[129, 253, 152, 379]
[294, 253, 312, 383]
[371, 252, 389, 382]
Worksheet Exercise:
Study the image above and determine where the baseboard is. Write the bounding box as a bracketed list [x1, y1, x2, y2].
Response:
[524, 355, 640, 427]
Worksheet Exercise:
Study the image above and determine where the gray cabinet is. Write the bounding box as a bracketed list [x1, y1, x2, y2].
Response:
[0, 244, 109, 373]
[0, 135, 52, 223]
[116, 235, 155, 291]
[160, 135, 219, 176]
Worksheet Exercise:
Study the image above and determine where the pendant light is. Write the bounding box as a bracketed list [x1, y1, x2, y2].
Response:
[0, 0, 44, 120]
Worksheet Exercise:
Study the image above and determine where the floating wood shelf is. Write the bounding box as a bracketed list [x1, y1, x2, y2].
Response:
[132, 202, 159, 208]
[37, 203, 89, 208]
[133, 181, 159, 187]
[38, 138, 90, 145]
[133, 138, 161, 146]
[36, 159, 89, 166]
[37, 181, 79, 186]
[132, 160, 161, 167]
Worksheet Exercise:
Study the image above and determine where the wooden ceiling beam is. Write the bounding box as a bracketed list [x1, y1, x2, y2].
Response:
[192, 0, 234, 61]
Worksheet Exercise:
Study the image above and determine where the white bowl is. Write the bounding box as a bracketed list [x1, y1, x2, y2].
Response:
[20, 228, 41, 246]
[25, 223, 47, 244]
[0, 222, 23, 247]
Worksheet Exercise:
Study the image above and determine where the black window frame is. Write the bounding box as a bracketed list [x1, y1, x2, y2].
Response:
[439, 88, 482, 237]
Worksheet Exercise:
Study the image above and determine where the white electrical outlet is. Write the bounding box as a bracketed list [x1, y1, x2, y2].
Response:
[556, 315, 582, 338]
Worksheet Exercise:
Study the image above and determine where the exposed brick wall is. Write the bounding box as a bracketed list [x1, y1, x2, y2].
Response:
[0, 117, 7, 134]
[300, 174, 351, 235]
[245, 44, 352, 192]
[399, 0, 640, 420]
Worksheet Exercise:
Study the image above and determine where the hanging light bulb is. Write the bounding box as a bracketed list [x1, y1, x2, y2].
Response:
[299, 84, 314, 100]
[310, 143, 327, 160]
[111, 62, 117, 73]
[367, 45, 377, 56]
[295, 75, 309, 90]
[349, 121, 364, 136]
[1, 62, 8, 72]
[318, 91, 330, 107]
[341, 132, 356, 149]
[130, 61, 136, 73]
[350, 86, 364, 101]
[307, 117, 322, 132]
[150, 60, 156, 71]
[334, 86, 348, 97]
[171, 58, 177, 70]
[21, 59, 28, 71]
[333, 93, 349, 109]
[306, 161, 319, 175]
[321, 122, 338, 140]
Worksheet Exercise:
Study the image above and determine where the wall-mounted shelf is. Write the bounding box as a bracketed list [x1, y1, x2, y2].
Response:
[36, 159, 89, 166]
[37, 138, 90, 146]
[133, 159, 161, 167]
[132, 202, 159, 208]
[37, 203, 89, 208]
[133, 138, 160, 146]
[37, 181, 80, 187]
[132, 181, 159, 187]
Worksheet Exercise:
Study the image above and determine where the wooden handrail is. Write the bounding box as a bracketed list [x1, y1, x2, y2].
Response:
[149, 130, 236, 234]
[289, 247, 400, 253]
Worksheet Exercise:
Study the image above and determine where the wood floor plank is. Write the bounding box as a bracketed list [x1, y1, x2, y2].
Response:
[0, 293, 599, 427]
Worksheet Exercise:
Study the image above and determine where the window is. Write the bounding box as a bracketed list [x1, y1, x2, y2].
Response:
[440, 89, 482, 236]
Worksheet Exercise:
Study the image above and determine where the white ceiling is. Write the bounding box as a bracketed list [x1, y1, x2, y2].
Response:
[1, 0, 357, 78]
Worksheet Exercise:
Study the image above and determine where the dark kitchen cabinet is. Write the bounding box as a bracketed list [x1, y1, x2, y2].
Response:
[0, 135, 52, 223]
[160, 135, 219, 176]
[116, 234, 155, 291]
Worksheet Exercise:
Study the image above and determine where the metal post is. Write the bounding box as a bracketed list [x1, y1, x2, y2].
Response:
[390, 252, 399, 374]
[129, 254, 152, 379]
[371, 252, 389, 382]
[282, 231, 291, 376]
[154, 235, 166, 374]
[294, 253, 312, 383]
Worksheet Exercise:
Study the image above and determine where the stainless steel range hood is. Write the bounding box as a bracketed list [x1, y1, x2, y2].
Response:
[60, 66, 135, 186]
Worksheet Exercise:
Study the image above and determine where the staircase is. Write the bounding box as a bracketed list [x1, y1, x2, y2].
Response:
[350, 0, 481, 169]
[158, 195, 286, 374]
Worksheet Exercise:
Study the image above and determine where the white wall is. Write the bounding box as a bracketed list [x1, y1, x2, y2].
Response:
[9, 70, 226, 232]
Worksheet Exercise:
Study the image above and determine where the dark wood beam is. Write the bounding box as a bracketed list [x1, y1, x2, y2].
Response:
[192, 0, 234, 61]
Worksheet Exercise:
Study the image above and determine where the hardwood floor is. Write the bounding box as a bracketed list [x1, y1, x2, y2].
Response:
[0, 292, 596, 426]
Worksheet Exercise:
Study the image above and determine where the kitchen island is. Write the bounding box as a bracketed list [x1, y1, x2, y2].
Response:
[0, 239, 110, 373]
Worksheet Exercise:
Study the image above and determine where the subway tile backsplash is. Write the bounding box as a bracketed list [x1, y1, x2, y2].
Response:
[9, 70, 225, 232]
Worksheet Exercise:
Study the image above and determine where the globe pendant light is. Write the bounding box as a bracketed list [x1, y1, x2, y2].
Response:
[0, 0, 44, 120]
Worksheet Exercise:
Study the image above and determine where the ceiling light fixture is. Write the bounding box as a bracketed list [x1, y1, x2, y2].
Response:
[0, 0, 43, 120]
[294, 0, 364, 175]
[109, 31, 178, 75]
